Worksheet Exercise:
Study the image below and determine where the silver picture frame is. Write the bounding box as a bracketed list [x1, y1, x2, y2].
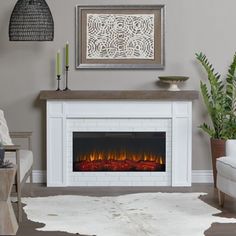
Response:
[76, 5, 165, 69]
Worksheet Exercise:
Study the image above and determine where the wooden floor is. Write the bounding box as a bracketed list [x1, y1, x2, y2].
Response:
[13, 184, 236, 236]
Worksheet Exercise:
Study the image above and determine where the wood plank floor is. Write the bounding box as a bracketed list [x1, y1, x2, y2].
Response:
[13, 184, 236, 236]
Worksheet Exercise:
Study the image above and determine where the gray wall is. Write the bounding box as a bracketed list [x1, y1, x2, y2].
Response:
[0, 0, 235, 171]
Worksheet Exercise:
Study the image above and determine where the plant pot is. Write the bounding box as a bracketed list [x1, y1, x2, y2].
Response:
[0, 148, 5, 166]
[210, 138, 226, 188]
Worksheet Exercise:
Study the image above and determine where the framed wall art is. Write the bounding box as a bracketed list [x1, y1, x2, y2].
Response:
[76, 5, 165, 69]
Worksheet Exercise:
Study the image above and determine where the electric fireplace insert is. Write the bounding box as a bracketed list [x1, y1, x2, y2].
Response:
[73, 132, 166, 172]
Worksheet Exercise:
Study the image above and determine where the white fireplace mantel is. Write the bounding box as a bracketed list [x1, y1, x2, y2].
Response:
[41, 90, 198, 187]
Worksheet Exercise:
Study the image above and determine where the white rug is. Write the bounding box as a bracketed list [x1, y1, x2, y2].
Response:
[22, 193, 236, 236]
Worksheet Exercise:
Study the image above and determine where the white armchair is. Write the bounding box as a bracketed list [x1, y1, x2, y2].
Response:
[216, 139, 236, 207]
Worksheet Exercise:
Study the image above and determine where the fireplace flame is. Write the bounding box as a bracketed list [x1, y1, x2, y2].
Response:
[78, 151, 164, 163]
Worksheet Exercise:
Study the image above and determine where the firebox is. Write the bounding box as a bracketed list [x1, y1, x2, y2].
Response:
[73, 132, 166, 172]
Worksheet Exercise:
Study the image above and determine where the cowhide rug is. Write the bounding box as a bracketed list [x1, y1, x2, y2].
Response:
[21, 193, 236, 236]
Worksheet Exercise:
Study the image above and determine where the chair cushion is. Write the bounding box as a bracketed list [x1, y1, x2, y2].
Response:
[216, 156, 236, 182]
[5, 150, 33, 182]
[0, 110, 13, 145]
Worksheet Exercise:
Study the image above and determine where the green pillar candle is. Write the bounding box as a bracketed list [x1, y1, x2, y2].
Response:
[56, 50, 61, 76]
[66, 41, 69, 67]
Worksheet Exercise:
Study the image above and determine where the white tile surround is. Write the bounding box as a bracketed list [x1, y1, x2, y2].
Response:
[46, 100, 192, 187]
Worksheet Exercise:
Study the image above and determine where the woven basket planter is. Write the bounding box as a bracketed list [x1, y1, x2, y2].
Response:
[9, 0, 54, 41]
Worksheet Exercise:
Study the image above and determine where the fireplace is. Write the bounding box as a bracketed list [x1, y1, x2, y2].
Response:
[73, 132, 166, 172]
[45, 98, 194, 186]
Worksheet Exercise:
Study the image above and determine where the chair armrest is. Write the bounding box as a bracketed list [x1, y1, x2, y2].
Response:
[9, 132, 32, 151]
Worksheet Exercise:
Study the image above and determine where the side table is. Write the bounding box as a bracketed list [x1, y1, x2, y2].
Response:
[0, 165, 18, 235]
[4, 145, 22, 222]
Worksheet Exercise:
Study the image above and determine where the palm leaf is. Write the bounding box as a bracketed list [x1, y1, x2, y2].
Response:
[199, 124, 215, 138]
[196, 52, 226, 138]
[226, 52, 236, 113]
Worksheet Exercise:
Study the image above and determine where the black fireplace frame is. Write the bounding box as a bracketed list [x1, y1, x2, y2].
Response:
[73, 131, 166, 172]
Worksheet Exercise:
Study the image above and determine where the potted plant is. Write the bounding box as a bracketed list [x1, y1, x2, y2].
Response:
[196, 52, 236, 187]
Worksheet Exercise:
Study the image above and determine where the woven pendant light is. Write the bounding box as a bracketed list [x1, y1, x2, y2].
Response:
[9, 0, 54, 41]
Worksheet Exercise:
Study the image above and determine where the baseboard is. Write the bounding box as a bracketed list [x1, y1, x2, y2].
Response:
[32, 170, 214, 184]
[192, 170, 213, 183]
[32, 170, 46, 183]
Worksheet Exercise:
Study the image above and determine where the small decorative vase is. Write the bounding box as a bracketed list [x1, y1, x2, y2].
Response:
[0, 148, 5, 166]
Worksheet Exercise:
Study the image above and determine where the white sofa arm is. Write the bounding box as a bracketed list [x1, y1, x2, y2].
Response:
[226, 139, 236, 157]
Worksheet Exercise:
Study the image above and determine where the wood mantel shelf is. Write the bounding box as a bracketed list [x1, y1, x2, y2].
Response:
[39, 90, 199, 100]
